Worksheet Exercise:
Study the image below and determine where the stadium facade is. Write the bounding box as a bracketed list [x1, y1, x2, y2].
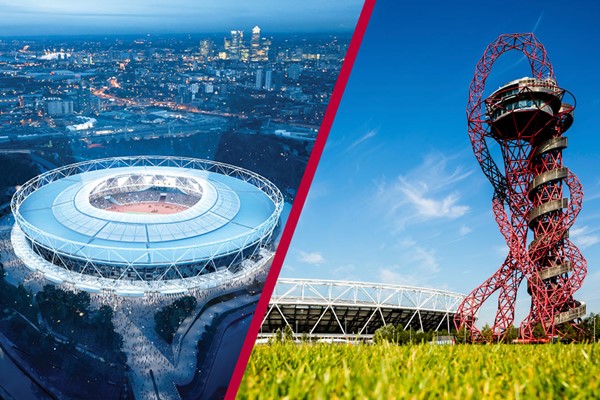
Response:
[259, 279, 465, 340]
[11, 156, 283, 296]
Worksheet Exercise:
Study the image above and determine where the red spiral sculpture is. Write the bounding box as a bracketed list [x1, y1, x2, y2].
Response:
[455, 33, 587, 342]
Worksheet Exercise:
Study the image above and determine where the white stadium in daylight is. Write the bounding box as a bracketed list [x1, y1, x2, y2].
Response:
[11, 156, 283, 296]
[260, 279, 466, 340]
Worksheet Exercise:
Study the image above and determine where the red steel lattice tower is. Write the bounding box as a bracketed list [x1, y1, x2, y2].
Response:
[454, 33, 587, 342]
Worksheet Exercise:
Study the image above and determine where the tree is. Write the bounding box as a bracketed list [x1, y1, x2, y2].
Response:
[407, 327, 417, 344]
[503, 325, 519, 343]
[373, 324, 398, 344]
[273, 328, 283, 344]
[532, 322, 547, 339]
[580, 313, 599, 342]
[481, 324, 494, 343]
[592, 314, 600, 343]
[94, 305, 117, 349]
[414, 330, 429, 344]
[283, 324, 295, 343]
[561, 323, 578, 343]
[153, 296, 197, 343]
[454, 326, 469, 344]
[397, 325, 410, 345]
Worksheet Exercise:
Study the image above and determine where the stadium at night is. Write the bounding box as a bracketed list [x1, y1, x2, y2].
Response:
[10, 156, 283, 296]
[260, 279, 465, 340]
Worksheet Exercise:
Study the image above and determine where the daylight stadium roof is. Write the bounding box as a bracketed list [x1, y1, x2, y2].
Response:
[260, 278, 466, 339]
[11, 156, 283, 295]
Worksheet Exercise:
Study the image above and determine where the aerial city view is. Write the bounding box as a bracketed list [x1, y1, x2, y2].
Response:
[0, 1, 364, 397]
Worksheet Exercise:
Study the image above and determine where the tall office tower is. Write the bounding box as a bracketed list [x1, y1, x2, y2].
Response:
[250, 26, 261, 62]
[228, 30, 244, 61]
[199, 39, 213, 60]
[223, 38, 231, 57]
[265, 69, 273, 91]
[77, 81, 91, 114]
[261, 37, 271, 61]
[255, 68, 264, 90]
[241, 48, 249, 62]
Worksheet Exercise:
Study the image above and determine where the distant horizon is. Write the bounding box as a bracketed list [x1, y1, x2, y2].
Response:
[0, 0, 363, 38]
[0, 29, 354, 40]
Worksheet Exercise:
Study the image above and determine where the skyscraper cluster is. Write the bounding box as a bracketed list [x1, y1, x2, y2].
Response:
[223, 26, 270, 62]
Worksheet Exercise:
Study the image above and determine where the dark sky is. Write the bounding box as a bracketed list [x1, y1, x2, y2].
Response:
[0, 0, 364, 36]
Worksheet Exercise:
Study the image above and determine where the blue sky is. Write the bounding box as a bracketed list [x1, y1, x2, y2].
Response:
[282, 0, 600, 326]
[0, 0, 363, 36]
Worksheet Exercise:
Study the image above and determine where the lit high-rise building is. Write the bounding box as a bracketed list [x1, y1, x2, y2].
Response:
[251, 26, 261, 62]
[199, 39, 213, 60]
[265, 69, 273, 91]
[255, 68, 264, 90]
[228, 30, 244, 60]
[261, 37, 271, 61]
[241, 48, 249, 62]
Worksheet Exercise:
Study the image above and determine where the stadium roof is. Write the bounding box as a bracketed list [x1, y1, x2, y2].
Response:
[11, 156, 283, 295]
[16, 163, 277, 265]
[261, 278, 466, 338]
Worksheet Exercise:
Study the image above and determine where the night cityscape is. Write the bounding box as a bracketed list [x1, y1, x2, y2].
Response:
[0, 27, 352, 400]
[0, 29, 350, 204]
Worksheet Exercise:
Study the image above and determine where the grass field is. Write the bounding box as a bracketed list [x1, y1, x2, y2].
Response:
[238, 342, 600, 399]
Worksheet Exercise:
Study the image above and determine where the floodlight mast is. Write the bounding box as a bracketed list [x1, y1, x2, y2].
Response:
[454, 33, 587, 342]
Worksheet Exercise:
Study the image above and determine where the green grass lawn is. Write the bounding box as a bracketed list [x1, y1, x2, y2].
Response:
[238, 342, 600, 399]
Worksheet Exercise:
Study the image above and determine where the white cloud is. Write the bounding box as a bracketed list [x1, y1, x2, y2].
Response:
[282, 263, 295, 273]
[458, 225, 472, 236]
[374, 152, 473, 229]
[569, 226, 599, 249]
[411, 246, 440, 274]
[378, 268, 419, 286]
[346, 129, 377, 151]
[398, 177, 469, 219]
[297, 250, 325, 265]
[376, 242, 441, 287]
